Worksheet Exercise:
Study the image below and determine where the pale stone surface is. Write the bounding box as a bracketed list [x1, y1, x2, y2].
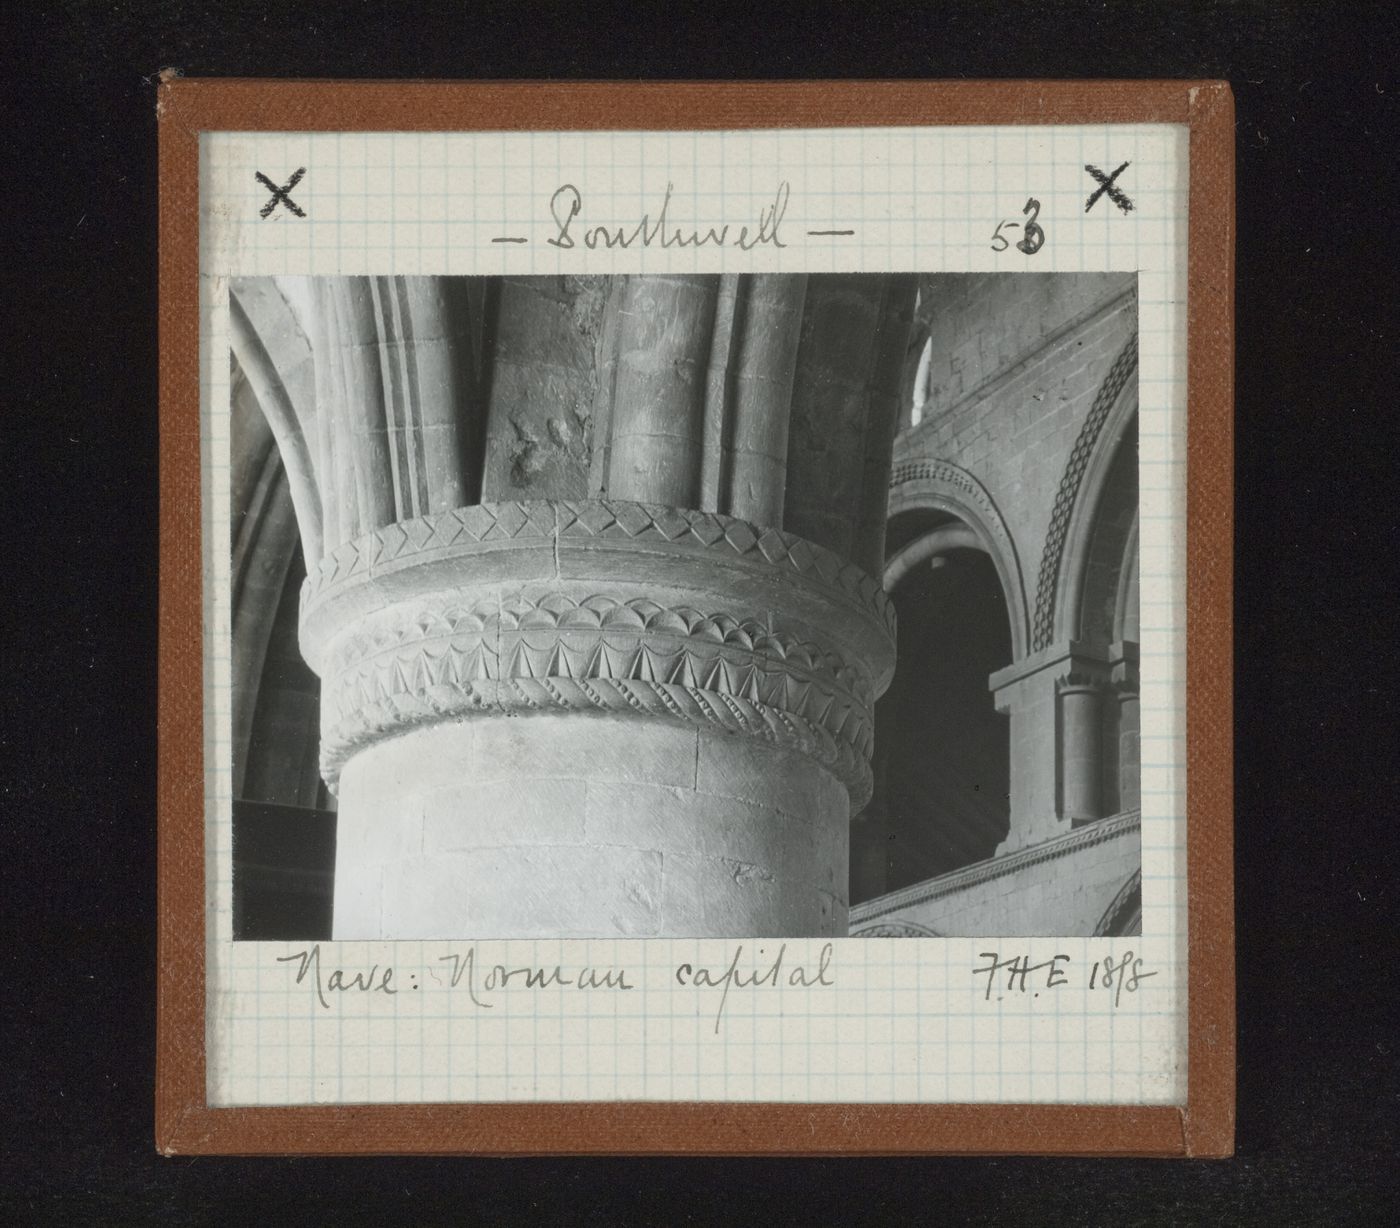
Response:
[334, 715, 851, 939]
[660, 851, 845, 938]
[331, 859, 384, 941]
[424, 778, 587, 851]
[381, 846, 664, 939]
[1060, 683, 1104, 824]
[695, 733, 848, 829]
[471, 714, 698, 788]
[993, 659, 1064, 851]
[584, 778, 845, 895]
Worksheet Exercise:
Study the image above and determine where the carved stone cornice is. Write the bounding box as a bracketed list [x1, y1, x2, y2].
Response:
[989, 638, 1112, 707]
[319, 591, 877, 802]
[301, 499, 897, 808]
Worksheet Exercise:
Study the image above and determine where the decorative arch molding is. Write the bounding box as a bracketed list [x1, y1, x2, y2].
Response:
[1031, 332, 1140, 652]
[888, 458, 1031, 660]
[850, 920, 943, 938]
[1057, 390, 1140, 649]
[1094, 868, 1143, 937]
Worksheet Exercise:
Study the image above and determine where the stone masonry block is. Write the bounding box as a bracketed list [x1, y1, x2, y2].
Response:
[331, 859, 384, 940]
[694, 730, 847, 821]
[471, 713, 698, 788]
[341, 721, 476, 802]
[584, 780, 845, 894]
[659, 851, 843, 938]
[381, 846, 664, 939]
[423, 777, 586, 851]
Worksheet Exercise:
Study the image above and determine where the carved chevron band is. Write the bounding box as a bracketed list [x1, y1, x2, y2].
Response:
[318, 591, 878, 807]
[302, 504, 900, 807]
[301, 499, 896, 642]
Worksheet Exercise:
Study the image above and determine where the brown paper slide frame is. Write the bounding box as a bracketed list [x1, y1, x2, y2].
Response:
[157, 79, 1234, 1157]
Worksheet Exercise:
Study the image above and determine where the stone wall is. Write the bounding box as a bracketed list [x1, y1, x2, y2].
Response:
[911, 273, 1132, 423]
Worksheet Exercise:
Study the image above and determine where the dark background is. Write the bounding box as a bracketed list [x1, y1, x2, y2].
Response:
[5, 1, 1395, 1222]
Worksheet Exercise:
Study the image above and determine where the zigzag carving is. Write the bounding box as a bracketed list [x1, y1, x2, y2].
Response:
[319, 592, 878, 806]
[327, 595, 872, 702]
[301, 499, 895, 638]
[1031, 334, 1139, 651]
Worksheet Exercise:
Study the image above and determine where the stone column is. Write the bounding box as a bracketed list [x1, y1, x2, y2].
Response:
[239, 273, 915, 939]
[990, 640, 1113, 852]
[302, 500, 894, 938]
[1058, 678, 1104, 824]
[1112, 640, 1141, 813]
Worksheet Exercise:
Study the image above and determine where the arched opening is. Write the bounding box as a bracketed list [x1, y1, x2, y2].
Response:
[1076, 414, 1139, 647]
[1094, 871, 1143, 937]
[229, 350, 336, 942]
[1067, 412, 1141, 820]
[851, 509, 1014, 902]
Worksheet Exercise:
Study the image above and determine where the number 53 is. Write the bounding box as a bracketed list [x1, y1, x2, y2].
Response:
[990, 198, 1045, 254]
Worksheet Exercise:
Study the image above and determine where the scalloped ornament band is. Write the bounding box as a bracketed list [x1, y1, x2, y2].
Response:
[302, 501, 897, 808]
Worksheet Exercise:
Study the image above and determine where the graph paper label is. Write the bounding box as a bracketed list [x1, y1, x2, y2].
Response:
[203, 125, 1189, 1106]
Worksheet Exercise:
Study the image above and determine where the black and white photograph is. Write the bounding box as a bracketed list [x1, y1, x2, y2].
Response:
[229, 271, 1142, 943]
[16, 0, 1396, 1208]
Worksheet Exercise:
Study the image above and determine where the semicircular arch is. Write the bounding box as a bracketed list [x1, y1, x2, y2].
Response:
[1094, 869, 1143, 938]
[851, 920, 944, 938]
[1032, 334, 1139, 651]
[888, 458, 1030, 660]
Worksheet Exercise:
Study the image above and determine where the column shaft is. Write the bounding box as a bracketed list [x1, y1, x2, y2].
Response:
[334, 716, 849, 939]
[605, 275, 719, 505]
[324, 279, 398, 534]
[721, 273, 808, 525]
[991, 642, 1114, 851]
[851, 276, 919, 576]
[1059, 683, 1104, 824]
[783, 277, 886, 558]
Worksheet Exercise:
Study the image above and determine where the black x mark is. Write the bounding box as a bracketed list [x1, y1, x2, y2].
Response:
[256, 168, 307, 218]
[1084, 162, 1133, 215]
